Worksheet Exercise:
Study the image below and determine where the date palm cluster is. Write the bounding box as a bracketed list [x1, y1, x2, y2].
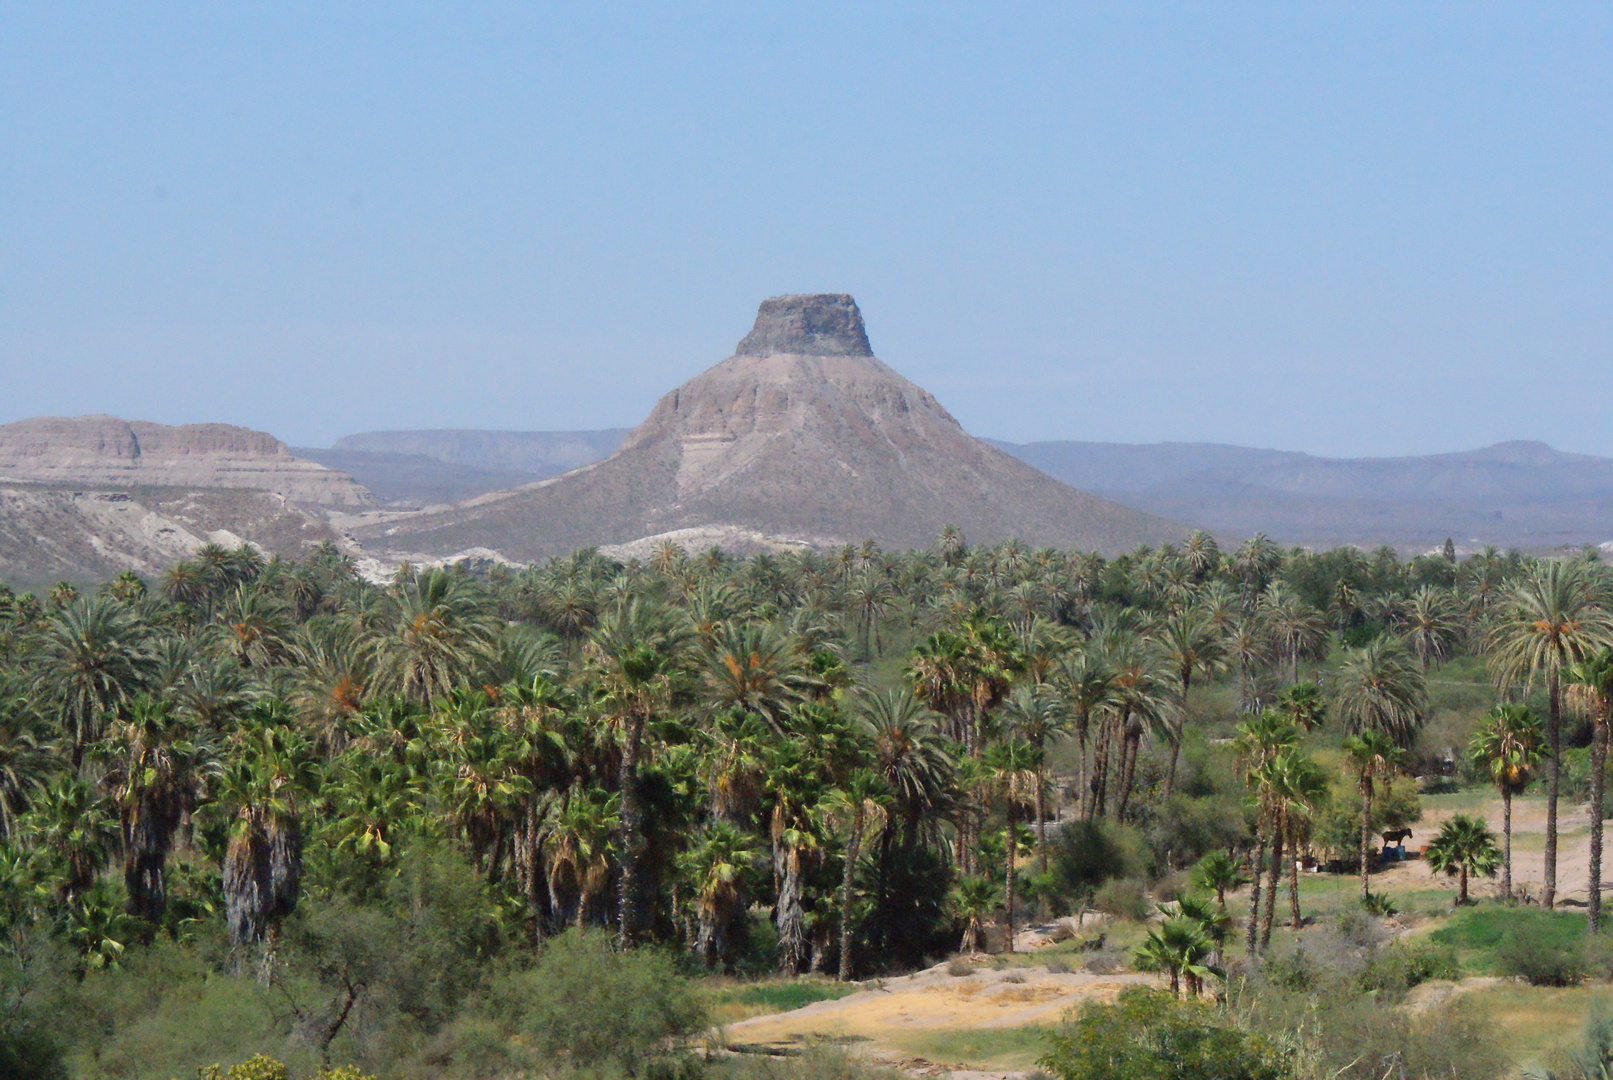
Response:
[0, 528, 1607, 985]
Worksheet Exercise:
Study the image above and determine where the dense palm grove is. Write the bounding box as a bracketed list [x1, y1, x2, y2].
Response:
[3, 528, 1613, 1077]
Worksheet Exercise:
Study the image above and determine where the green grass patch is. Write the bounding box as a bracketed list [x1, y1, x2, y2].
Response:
[1428, 905, 1587, 975]
[888, 1024, 1054, 1070]
[706, 979, 859, 1024]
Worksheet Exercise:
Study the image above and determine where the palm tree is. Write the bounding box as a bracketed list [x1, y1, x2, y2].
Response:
[826, 769, 889, 980]
[1223, 617, 1273, 714]
[950, 873, 999, 954]
[1333, 637, 1426, 748]
[1191, 850, 1246, 912]
[1257, 584, 1327, 684]
[25, 777, 115, 900]
[543, 785, 619, 929]
[0, 682, 53, 839]
[1003, 684, 1068, 872]
[376, 568, 498, 705]
[1058, 646, 1116, 821]
[700, 620, 814, 732]
[1487, 559, 1613, 908]
[588, 598, 691, 943]
[1468, 704, 1545, 902]
[31, 595, 155, 766]
[1149, 606, 1224, 794]
[1134, 917, 1219, 999]
[680, 821, 760, 971]
[1232, 711, 1297, 955]
[1399, 585, 1463, 671]
[1568, 650, 1613, 931]
[985, 738, 1041, 953]
[1102, 635, 1175, 820]
[1271, 750, 1329, 934]
[1424, 814, 1501, 905]
[101, 695, 216, 922]
[1341, 730, 1403, 903]
[214, 584, 292, 669]
[216, 720, 315, 948]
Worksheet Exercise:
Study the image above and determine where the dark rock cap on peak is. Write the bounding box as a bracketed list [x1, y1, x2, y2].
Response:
[735, 294, 873, 358]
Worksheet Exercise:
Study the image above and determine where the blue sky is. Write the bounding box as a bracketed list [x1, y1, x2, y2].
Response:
[2, 4, 1609, 456]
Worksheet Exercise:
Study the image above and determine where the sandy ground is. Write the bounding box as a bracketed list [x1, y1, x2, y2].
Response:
[722, 963, 1152, 1078]
[1372, 793, 1608, 904]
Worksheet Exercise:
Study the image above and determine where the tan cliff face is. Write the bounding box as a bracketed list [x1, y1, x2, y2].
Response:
[353, 294, 1185, 559]
[0, 416, 375, 508]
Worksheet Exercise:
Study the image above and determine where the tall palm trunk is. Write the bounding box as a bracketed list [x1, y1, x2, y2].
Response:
[1260, 829, 1284, 951]
[1501, 787, 1514, 901]
[838, 815, 864, 981]
[1245, 832, 1267, 956]
[1358, 776, 1374, 903]
[1287, 834, 1303, 928]
[1591, 714, 1608, 932]
[777, 849, 807, 974]
[1034, 764, 1048, 876]
[616, 713, 645, 945]
[1546, 677, 1561, 909]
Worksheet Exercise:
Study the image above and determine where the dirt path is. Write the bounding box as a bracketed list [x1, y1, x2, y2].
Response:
[722, 963, 1154, 1078]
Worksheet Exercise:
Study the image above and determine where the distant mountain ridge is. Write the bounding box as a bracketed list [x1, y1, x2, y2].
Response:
[350, 295, 1184, 560]
[332, 429, 630, 476]
[987, 438, 1613, 549]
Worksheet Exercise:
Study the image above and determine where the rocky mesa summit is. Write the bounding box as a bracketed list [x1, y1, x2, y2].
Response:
[356, 294, 1184, 559]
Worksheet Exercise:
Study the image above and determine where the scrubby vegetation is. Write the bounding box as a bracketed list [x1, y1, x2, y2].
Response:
[1, 533, 1612, 1076]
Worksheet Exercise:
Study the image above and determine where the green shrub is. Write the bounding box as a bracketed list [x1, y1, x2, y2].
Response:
[1359, 941, 1460, 995]
[1049, 821, 1127, 902]
[487, 930, 706, 1075]
[1498, 923, 1585, 986]
[1040, 988, 1287, 1080]
[1091, 878, 1149, 921]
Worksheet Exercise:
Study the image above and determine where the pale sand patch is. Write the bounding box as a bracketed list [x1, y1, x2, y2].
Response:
[722, 964, 1153, 1058]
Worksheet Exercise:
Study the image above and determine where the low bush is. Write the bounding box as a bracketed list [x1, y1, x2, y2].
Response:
[1497, 923, 1585, 986]
[1091, 878, 1149, 921]
[1040, 988, 1287, 1080]
[485, 930, 707, 1075]
[1358, 941, 1460, 995]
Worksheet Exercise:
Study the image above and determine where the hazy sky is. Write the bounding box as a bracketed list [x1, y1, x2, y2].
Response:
[3, 5, 1609, 456]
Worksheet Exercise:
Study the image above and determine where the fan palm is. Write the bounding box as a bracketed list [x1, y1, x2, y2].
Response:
[100, 695, 217, 922]
[1424, 814, 1501, 905]
[1232, 710, 1297, 954]
[1468, 704, 1545, 902]
[1341, 730, 1403, 903]
[588, 598, 691, 943]
[1135, 917, 1219, 999]
[985, 737, 1042, 953]
[25, 776, 115, 900]
[680, 820, 760, 971]
[1003, 684, 1068, 872]
[216, 719, 317, 947]
[949, 873, 999, 954]
[544, 784, 619, 930]
[1487, 558, 1613, 908]
[1191, 850, 1246, 911]
[826, 769, 889, 980]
